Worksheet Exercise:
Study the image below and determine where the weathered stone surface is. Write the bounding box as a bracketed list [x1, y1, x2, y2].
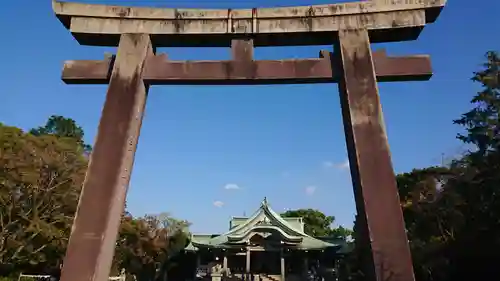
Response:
[53, 0, 446, 47]
[61, 49, 433, 85]
[59, 34, 153, 281]
[337, 28, 415, 281]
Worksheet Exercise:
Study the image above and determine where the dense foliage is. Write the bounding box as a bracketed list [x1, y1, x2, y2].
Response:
[0, 123, 87, 275]
[0, 116, 190, 280]
[281, 209, 352, 239]
[342, 51, 500, 281]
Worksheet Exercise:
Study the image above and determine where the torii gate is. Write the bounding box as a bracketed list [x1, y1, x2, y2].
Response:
[52, 1, 446, 281]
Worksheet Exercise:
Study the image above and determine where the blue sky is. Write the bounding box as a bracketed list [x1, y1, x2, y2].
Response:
[1, 0, 498, 233]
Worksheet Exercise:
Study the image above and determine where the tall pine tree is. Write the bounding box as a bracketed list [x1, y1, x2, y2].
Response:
[454, 51, 500, 156]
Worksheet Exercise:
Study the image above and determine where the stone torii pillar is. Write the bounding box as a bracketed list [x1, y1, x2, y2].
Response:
[57, 33, 154, 281]
[52, 1, 446, 281]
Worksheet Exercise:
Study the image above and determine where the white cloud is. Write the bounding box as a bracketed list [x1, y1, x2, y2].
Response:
[336, 159, 350, 170]
[323, 159, 350, 170]
[305, 186, 317, 196]
[322, 161, 334, 168]
[213, 201, 224, 207]
[224, 183, 241, 190]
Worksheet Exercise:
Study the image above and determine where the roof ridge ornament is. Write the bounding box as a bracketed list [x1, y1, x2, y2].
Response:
[261, 197, 268, 206]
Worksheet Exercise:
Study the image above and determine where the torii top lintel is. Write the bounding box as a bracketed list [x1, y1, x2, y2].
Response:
[53, 0, 446, 47]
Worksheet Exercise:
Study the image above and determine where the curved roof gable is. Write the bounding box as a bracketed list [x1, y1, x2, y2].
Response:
[190, 198, 339, 250]
[225, 197, 307, 239]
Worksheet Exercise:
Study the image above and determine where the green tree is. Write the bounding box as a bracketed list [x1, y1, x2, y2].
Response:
[454, 51, 500, 156]
[390, 51, 500, 281]
[0, 116, 193, 279]
[281, 209, 351, 239]
[30, 115, 92, 154]
[445, 51, 500, 280]
[396, 168, 463, 281]
[0, 124, 87, 276]
[114, 213, 190, 281]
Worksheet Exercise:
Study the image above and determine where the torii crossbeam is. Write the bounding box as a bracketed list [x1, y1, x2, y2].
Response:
[63, 47, 432, 85]
[52, 1, 446, 281]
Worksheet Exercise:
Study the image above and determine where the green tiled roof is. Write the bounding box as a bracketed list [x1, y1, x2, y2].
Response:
[186, 198, 344, 251]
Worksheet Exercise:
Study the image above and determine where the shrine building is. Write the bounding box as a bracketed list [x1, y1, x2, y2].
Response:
[177, 198, 350, 281]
